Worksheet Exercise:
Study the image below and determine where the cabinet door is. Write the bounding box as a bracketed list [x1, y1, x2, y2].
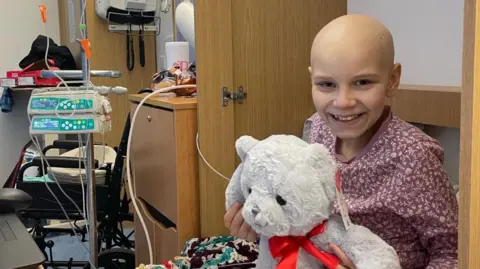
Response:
[196, 0, 347, 236]
[232, 1, 346, 139]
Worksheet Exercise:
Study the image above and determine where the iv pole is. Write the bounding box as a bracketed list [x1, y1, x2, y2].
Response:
[79, 0, 98, 266]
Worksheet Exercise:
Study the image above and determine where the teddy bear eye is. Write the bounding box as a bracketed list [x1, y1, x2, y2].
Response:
[276, 195, 287, 206]
[248, 188, 252, 194]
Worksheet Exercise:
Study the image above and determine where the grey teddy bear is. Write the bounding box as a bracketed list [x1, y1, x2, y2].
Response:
[225, 135, 401, 269]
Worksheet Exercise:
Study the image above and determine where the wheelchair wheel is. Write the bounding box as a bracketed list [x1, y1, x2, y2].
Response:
[82, 248, 135, 269]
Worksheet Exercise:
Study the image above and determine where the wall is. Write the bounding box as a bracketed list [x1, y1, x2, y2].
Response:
[348, 0, 463, 186]
[156, 0, 195, 71]
[0, 1, 60, 186]
[156, 2, 175, 70]
[175, 0, 196, 63]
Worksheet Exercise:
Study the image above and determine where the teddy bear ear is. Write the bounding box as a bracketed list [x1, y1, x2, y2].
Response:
[236, 135, 260, 161]
[302, 143, 334, 166]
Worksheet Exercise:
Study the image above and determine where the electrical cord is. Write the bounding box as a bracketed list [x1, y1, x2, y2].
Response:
[195, 133, 230, 181]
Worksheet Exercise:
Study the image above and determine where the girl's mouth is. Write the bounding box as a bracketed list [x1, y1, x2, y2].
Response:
[330, 113, 365, 122]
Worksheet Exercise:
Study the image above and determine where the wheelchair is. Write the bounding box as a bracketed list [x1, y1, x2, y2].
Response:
[12, 114, 136, 269]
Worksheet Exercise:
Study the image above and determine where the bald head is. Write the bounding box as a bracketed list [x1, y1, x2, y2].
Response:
[311, 14, 395, 70]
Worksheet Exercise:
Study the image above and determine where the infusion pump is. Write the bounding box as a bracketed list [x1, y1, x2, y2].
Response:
[28, 88, 112, 135]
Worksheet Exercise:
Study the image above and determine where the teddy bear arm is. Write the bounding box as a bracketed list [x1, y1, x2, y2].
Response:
[334, 227, 401, 269]
[313, 218, 400, 269]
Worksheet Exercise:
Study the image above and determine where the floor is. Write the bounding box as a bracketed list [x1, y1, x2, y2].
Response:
[47, 230, 92, 262]
[39, 222, 134, 268]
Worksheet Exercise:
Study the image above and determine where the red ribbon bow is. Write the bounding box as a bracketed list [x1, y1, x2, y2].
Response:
[161, 261, 173, 269]
[268, 221, 340, 269]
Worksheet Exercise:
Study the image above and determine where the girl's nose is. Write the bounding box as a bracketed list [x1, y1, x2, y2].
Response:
[333, 89, 356, 108]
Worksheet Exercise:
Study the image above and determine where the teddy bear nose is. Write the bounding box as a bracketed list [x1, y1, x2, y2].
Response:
[251, 207, 260, 216]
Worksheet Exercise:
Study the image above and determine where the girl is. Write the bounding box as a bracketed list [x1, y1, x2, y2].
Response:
[225, 14, 458, 269]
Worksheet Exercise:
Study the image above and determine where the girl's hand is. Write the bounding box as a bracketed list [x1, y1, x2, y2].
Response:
[330, 243, 357, 269]
[224, 203, 257, 241]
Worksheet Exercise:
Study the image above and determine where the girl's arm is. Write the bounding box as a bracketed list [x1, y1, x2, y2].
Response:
[390, 142, 458, 269]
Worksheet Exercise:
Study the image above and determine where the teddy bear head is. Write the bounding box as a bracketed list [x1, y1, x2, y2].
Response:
[225, 135, 338, 237]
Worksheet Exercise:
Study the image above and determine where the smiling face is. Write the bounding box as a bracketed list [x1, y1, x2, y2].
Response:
[309, 15, 401, 142]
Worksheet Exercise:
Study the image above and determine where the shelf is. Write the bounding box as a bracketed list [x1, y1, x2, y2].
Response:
[11, 87, 35, 92]
[390, 84, 461, 128]
[128, 94, 197, 110]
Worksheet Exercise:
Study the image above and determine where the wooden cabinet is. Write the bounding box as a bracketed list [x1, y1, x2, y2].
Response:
[129, 95, 199, 264]
[195, 0, 347, 236]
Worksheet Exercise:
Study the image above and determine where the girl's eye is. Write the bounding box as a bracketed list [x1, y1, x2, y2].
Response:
[317, 81, 336, 88]
[355, 79, 371, 86]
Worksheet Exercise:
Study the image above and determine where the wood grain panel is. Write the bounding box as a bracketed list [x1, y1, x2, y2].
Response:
[459, 0, 479, 267]
[154, 222, 179, 264]
[232, 0, 347, 141]
[390, 85, 461, 128]
[173, 109, 200, 250]
[195, 0, 236, 237]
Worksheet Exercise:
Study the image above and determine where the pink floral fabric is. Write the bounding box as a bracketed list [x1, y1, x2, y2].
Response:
[308, 110, 458, 269]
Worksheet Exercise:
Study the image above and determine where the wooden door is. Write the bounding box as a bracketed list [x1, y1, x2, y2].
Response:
[196, 0, 347, 236]
[459, 0, 480, 267]
[232, 1, 346, 140]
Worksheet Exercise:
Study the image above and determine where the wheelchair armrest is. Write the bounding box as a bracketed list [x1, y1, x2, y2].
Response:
[51, 139, 105, 150]
[53, 140, 86, 150]
[43, 140, 106, 155]
[31, 156, 99, 169]
[0, 188, 33, 213]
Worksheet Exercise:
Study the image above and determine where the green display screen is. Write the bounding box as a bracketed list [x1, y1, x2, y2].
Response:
[30, 97, 94, 111]
[31, 117, 96, 132]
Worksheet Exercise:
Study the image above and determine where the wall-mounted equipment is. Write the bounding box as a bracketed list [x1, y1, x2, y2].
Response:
[95, 0, 161, 71]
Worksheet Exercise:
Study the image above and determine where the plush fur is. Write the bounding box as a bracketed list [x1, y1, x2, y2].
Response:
[225, 135, 401, 269]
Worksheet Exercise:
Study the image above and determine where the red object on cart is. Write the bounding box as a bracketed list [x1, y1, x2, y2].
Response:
[5, 59, 61, 87]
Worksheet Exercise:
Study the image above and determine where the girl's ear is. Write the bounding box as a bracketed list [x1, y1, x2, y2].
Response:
[387, 63, 402, 97]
